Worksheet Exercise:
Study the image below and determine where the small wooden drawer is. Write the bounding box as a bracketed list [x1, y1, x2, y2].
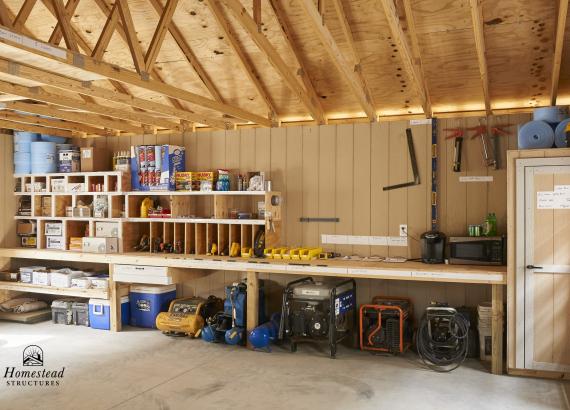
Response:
[113, 264, 170, 276]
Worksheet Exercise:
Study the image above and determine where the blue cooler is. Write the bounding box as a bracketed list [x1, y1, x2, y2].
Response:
[89, 298, 110, 330]
[130, 285, 176, 328]
[121, 296, 130, 326]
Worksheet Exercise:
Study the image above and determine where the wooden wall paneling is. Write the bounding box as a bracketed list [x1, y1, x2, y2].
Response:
[335, 124, 354, 256]
[487, 114, 511, 234]
[255, 128, 271, 176]
[407, 124, 429, 258]
[464, 116, 488, 228]
[442, 117, 467, 235]
[387, 121, 408, 258]
[318, 124, 336, 253]
[352, 123, 371, 257]
[209, 129, 227, 295]
[285, 126, 303, 247]
[270, 127, 286, 242]
[301, 125, 319, 247]
[196, 130, 213, 216]
[367, 122, 390, 302]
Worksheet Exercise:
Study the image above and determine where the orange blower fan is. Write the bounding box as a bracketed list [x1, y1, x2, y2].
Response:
[359, 296, 413, 354]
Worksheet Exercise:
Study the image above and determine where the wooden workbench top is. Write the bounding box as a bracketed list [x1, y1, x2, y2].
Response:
[0, 248, 506, 284]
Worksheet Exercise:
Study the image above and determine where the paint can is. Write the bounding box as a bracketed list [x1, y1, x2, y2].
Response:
[58, 147, 81, 173]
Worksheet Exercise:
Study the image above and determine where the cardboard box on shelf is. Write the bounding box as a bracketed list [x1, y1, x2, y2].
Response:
[45, 222, 63, 236]
[82, 237, 118, 253]
[80, 147, 108, 172]
[46, 236, 66, 250]
[17, 221, 36, 236]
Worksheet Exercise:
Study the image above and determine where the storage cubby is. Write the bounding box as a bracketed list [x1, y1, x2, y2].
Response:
[218, 224, 229, 256]
[87, 175, 105, 192]
[123, 222, 150, 252]
[195, 224, 206, 255]
[55, 195, 72, 217]
[66, 175, 86, 193]
[185, 223, 195, 254]
[110, 195, 125, 218]
[150, 221, 162, 252]
[206, 223, 218, 255]
[241, 225, 252, 251]
[106, 174, 119, 192]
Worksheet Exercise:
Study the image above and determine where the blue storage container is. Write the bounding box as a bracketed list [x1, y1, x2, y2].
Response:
[14, 132, 39, 143]
[89, 298, 110, 330]
[121, 296, 130, 326]
[31, 141, 57, 173]
[129, 284, 176, 328]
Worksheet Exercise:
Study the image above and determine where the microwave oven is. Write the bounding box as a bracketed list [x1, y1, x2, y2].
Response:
[448, 236, 506, 265]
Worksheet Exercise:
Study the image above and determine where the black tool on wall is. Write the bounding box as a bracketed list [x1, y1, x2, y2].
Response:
[383, 128, 420, 191]
[444, 128, 464, 172]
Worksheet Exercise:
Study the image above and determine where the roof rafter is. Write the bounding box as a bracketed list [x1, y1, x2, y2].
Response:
[0, 110, 104, 134]
[205, 0, 278, 121]
[330, 0, 376, 112]
[0, 0, 13, 27]
[223, 0, 325, 123]
[298, 0, 376, 121]
[268, 0, 324, 124]
[401, 0, 432, 118]
[0, 58, 231, 129]
[468, 0, 491, 115]
[13, 0, 37, 30]
[145, 0, 179, 72]
[380, 0, 431, 117]
[141, 0, 225, 103]
[0, 79, 179, 130]
[0, 23, 272, 125]
[1, 100, 142, 134]
[0, 116, 75, 137]
[116, 0, 147, 76]
[550, 0, 568, 106]
[50, 0, 79, 51]
[92, 2, 118, 60]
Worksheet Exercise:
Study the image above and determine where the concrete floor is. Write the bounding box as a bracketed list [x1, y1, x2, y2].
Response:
[0, 322, 568, 410]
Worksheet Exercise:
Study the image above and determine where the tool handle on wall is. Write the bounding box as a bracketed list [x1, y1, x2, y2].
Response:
[452, 137, 463, 172]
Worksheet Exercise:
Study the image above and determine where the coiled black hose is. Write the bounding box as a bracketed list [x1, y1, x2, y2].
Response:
[416, 309, 470, 372]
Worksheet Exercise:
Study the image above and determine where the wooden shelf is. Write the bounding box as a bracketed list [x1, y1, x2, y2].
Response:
[14, 192, 124, 196]
[0, 248, 507, 285]
[0, 280, 109, 299]
[124, 217, 266, 225]
[15, 216, 122, 221]
[125, 191, 269, 196]
[14, 171, 123, 178]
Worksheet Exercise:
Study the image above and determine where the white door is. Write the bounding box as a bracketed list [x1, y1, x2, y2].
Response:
[516, 157, 570, 372]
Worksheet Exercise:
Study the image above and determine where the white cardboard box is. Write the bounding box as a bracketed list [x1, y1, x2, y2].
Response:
[45, 222, 63, 236]
[32, 271, 50, 286]
[82, 237, 118, 253]
[46, 236, 66, 250]
[95, 222, 119, 238]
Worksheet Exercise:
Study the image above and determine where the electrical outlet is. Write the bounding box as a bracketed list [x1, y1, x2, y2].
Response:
[399, 224, 408, 237]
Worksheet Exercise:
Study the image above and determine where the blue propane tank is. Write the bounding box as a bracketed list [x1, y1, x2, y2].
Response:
[248, 313, 281, 350]
[225, 326, 245, 345]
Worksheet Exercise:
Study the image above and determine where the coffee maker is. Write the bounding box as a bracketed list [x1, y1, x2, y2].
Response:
[420, 231, 446, 264]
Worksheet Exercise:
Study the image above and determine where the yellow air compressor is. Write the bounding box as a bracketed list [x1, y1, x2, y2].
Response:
[156, 296, 223, 337]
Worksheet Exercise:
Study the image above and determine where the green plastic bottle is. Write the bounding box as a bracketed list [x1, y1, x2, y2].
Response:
[483, 213, 497, 236]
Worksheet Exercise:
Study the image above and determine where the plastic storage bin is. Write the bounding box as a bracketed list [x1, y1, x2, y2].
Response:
[51, 299, 75, 325]
[130, 284, 176, 328]
[89, 298, 110, 330]
[72, 301, 89, 327]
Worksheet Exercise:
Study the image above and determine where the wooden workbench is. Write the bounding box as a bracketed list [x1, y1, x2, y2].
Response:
[0, 248, 506, 374]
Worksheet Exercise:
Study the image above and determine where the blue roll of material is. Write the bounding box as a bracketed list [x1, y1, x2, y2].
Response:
[13, 132, 39, 153]
[518, 120, 555, 149]
[14, 151, 31, 174]
[31, 141, 57, 173]
[533, 106, 569, 123]
[40, 134, 68, 144]
[554, 119, 570, 148]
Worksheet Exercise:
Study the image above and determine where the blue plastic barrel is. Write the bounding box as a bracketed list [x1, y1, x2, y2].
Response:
[31, 141, 57, 173]
[14, 151, 31, 174]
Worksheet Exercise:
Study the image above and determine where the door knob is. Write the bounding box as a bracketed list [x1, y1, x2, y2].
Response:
[526, 265, 543, 269]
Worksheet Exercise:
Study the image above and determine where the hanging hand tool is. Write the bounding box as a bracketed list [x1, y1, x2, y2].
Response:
[467, 121, 496, 169]
[444, 128, 464, 172]
[488, 126, 510, 169]
[383, 128, 420, 191]
[467, 122, 510, 170]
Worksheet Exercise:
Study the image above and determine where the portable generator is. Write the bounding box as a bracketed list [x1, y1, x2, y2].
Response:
[156, 296, 223, 337]
[416, 303, 470, 372]
[202, 281, 265, 345]
[359, 296, 413, 354]
[278, 276, 356, 358]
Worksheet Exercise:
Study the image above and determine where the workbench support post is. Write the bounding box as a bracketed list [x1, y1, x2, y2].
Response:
[491, 284, 504, 375]
[109, 264, 122, 332]
[246, 270, 259, 348]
